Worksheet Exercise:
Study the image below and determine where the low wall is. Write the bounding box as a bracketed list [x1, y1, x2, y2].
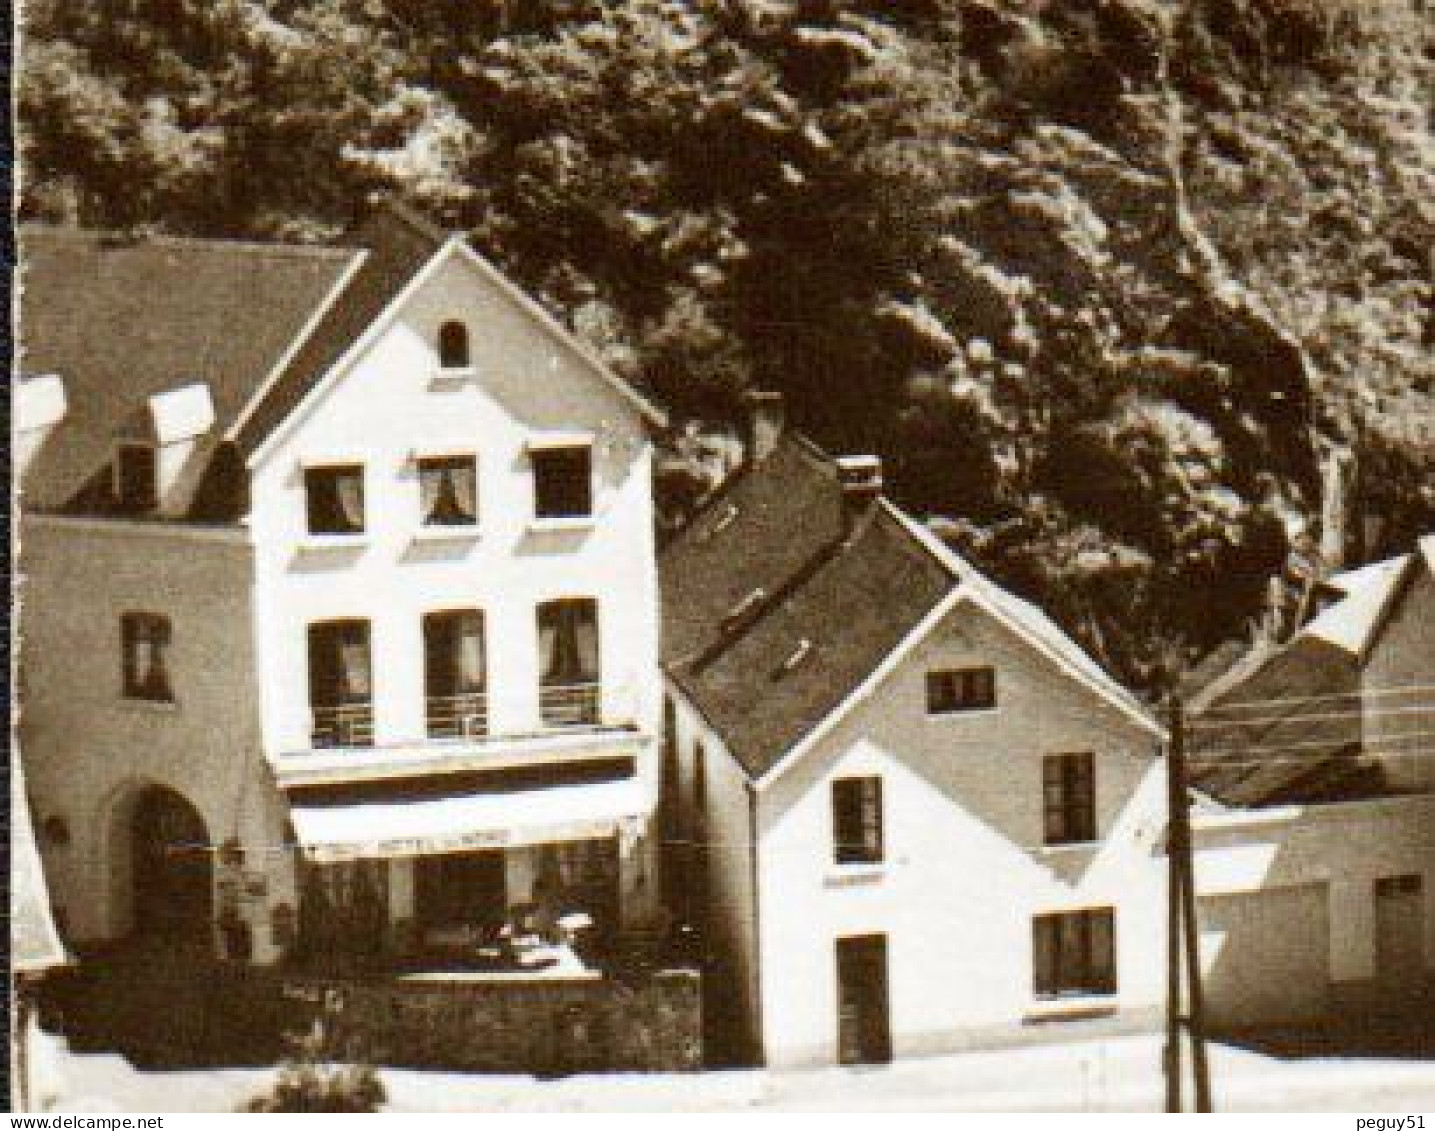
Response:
[284, 969, 703, 1075]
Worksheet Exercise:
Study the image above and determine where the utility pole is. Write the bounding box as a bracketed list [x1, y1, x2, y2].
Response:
[1165, 695, 1213, 1112]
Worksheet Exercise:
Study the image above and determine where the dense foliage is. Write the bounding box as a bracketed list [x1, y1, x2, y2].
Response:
[21, 0, 1434, 689]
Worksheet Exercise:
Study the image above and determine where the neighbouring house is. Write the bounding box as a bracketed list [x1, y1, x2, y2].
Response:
[16, 205, 697, 1066]
[659, 409, 1171, 1068]
[1189, 540, 1435, 1030]
[11, 758, 69, 1111]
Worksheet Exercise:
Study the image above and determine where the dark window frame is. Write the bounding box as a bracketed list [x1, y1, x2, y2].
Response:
[120, 612, 173, 702]
[926, 666, 996, 715]
[304, 464, 366, 535]
[1043, 752, 1097, 845]
[532, 445, 593, 520]
[1033, 908, 1117, 999]
[832, 776, 884, 865]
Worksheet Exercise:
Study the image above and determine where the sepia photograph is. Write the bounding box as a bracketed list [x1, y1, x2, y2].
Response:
[8, 0, 1435, 1115]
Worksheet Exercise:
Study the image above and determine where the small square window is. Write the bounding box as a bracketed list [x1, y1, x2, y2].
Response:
[304, 465, 365, 535]
[533, 446, 592, 519]
[418, 456, 478, 527]
[926, 666, 996, 714]
[115, 444, 158, 511]
[121, 612, 173, 702]
[1033, 908, 1116, 999]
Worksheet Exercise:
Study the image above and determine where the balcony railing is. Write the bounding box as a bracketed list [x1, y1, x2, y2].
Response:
[311, 702, 375, 749]
[426, 692, 490, 739]
[539, 682, 602, 728]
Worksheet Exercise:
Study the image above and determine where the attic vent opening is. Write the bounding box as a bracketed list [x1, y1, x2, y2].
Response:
[721, 587, 766, 633]
[774, 638, 815, 679]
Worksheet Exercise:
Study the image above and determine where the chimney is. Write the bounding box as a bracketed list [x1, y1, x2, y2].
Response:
[742, 390, 785, 466]
[836, 454, 883, 535]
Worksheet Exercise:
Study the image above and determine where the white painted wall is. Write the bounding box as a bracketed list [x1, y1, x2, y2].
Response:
[17, 517, 295, 961]
[246, 247, 665, 920]
[1194, 793, 1435, 1014]
[675, 597, 1167, 1068]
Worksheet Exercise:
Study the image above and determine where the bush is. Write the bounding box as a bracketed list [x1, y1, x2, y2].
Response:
[242, 1020, 386, 1113]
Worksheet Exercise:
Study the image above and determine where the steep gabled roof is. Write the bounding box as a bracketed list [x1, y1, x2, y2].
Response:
[230, 203, 445, 456]
[18, 225, 359, 509]
[661, 434, 1159, 783]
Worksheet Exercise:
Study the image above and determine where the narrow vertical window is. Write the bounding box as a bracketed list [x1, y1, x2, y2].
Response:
[1042, 752, 1096, 845]
[537, 598, 600, 726]
[424, 610, 487, 737]
[308, 619, 373, 747]
[832, 777, 883, 864]
[121, 612, 172, 701]
[438, 321, 470, 370]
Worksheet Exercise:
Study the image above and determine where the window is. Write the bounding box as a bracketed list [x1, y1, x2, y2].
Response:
[438, 321, 470, 370]
[424, 610, 486, 737]
[926, 666, 996, 714]
[1374, 874, 1423, 898]
[1033, 909, 1116, 999]
[1043, 753, 1096, 845]
[532, 445, 592, 519]
[418, 456, 478, 527]
[537, 598, 600, 725]
[115, 444, 158, 511]
[308, 619, 373, 747]
[121, 613, 173, 701]
[304, 465, 365, 535]
[832, 777, 883, 864]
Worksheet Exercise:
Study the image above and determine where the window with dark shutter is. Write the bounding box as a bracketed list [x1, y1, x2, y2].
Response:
[1042, 752, 1096, 845]
[1032, 909, 1116, 998]
[532, 446, 592, 519]
[926, 666, 996, 714]
[832, 776, 884, 864]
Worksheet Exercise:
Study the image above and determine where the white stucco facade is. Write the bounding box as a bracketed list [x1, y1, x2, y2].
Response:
[668, 595, 1169, 1068]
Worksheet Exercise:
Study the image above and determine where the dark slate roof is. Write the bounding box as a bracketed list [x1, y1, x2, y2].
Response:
[662, 436, 953, 779]
[12, 758, 68, 974]
[19, 225, 360, 510]
[231, 202, 446, 455]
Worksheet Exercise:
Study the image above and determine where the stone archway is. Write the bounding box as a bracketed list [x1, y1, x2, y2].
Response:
[119, 785, 214, 947]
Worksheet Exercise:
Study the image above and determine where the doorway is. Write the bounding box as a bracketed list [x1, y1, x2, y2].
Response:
[836, 934, 891, 1065]
[1375, 874, 1425, 989]
[416, 850, 506, 935]
[130, 786, 212, 943]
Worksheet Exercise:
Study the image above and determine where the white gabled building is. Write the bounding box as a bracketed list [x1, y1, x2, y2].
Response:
[18, 204, 669, 969]
[658, 418, 1170, 1068]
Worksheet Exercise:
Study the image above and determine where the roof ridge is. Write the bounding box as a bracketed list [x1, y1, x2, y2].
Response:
[22, 224, 359, 260]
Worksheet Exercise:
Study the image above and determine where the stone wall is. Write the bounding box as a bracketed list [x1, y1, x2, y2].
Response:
[283, 969, 702, 1075]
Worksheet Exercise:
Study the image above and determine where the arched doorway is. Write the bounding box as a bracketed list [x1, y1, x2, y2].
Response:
[129, 786, 213, 944]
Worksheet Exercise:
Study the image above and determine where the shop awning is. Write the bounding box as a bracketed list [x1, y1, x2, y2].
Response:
[288, 777, 654, 863]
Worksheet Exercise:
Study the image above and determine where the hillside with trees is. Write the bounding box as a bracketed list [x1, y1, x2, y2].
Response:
[19, 0, 1434, 690]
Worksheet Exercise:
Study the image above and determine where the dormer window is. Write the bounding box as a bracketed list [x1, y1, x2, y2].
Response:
[438, 321, 470, 371]
[304, 464, 365, 535]
[114, 443, 158, 512]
